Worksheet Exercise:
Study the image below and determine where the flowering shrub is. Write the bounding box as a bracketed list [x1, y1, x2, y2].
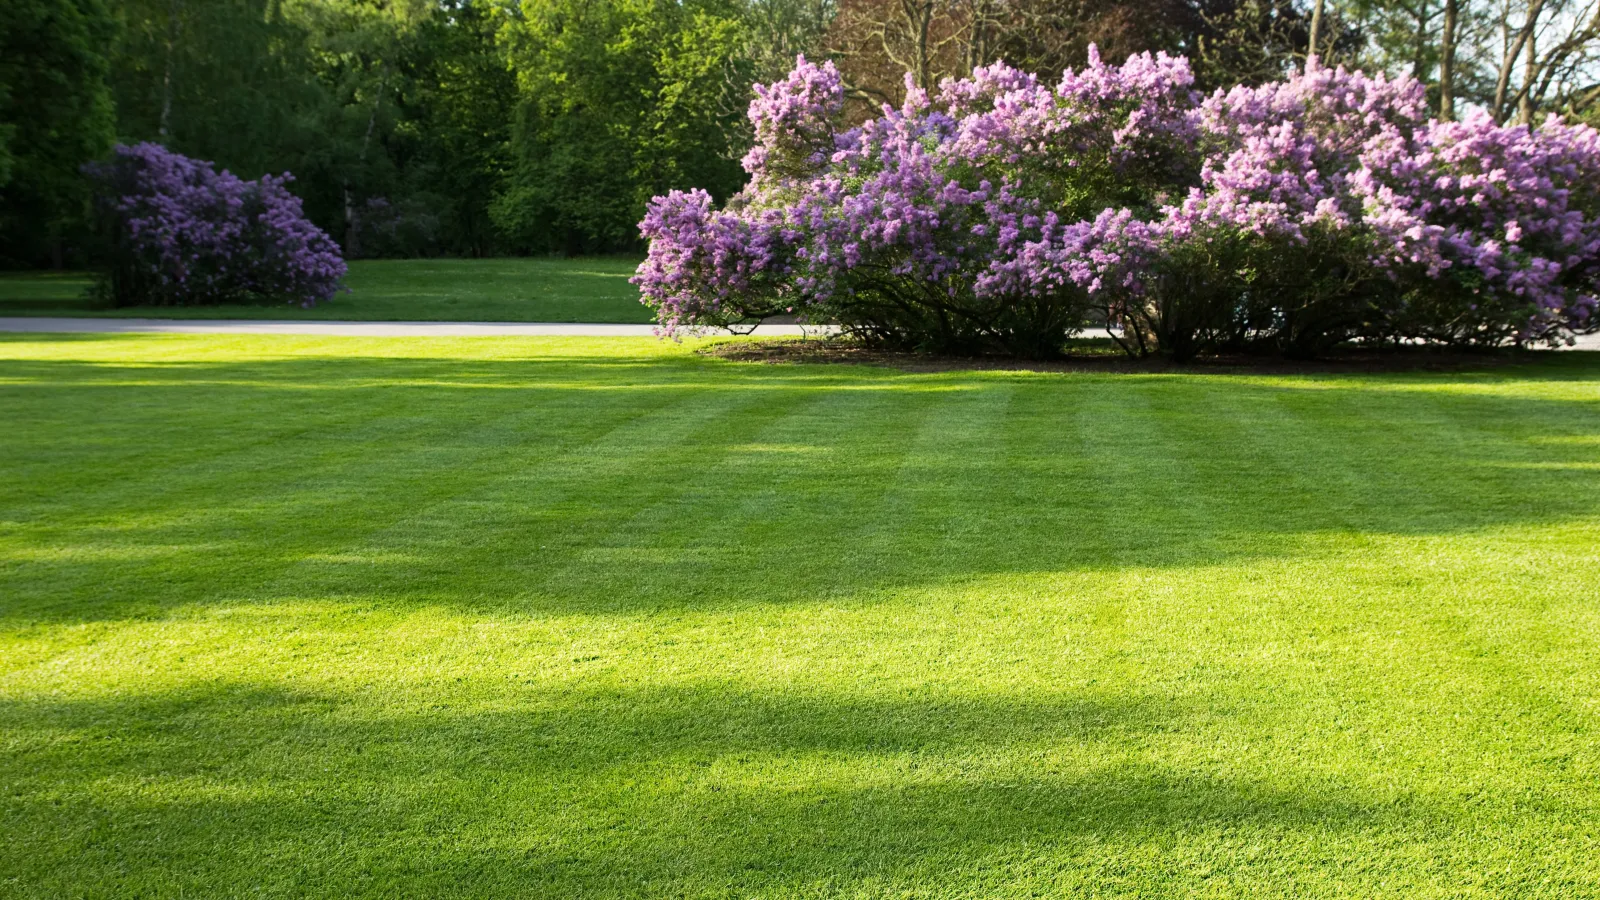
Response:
[86, 143, 346, 307]
[1121, 64, 1431, 358]
[639, 51, 1199, 356]
[635, 52, 1600, 359]
[1358, 113, 1600, 346]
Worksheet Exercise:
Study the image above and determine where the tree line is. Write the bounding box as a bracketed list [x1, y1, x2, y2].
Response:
[4, 0, 1599, 267]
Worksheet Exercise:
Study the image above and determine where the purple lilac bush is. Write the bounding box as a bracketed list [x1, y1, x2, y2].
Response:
[635, 52, 1600, 359]
[1357, 113, 1600, 346]
[86, 143, 345, 308]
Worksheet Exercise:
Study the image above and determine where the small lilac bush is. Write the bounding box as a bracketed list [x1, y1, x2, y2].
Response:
[635, 53, 1600, 359]
[86, 143, 346, 308]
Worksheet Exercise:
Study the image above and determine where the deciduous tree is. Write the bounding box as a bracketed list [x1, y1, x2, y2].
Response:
[0, 0, 117, 267]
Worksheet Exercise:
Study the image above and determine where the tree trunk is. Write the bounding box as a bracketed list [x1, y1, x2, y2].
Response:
[962, 0, 994, 76]
[1520, 23, 1538, 123]
[1493, 0, 1545, 123]
[158, 0, 181, 140]
[1411, 2, 1433, 79]
[343, 63, 390, 259]
[1440, 0, 1458, 119]
[1307, 0, 1325, 69]
[910, 0, 933, 92]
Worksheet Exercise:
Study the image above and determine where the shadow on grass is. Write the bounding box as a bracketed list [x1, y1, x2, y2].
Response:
[1, 682, 1414, 895]
[2, 341, 1599, 624]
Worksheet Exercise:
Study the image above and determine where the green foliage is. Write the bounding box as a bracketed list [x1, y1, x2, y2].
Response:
[288, 0, 433, 251]
[493, 0, 752, 253]
[11, 0, 1581, 267]
[1, 0, 786, 262]
[109, 0, 332, 184]
[0, 0, 117, 267]
[383, 0, 518, 257]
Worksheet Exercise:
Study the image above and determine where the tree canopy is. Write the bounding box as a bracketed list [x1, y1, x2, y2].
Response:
[0, 0, 117, 266]
[3, 0, 1599, 266]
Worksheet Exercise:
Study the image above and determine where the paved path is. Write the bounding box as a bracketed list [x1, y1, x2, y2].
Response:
[0, 317, 836, 337]
[1, 316, 1596, 349]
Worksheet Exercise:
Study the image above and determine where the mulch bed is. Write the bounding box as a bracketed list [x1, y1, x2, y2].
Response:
[699, 336, 1534, 375]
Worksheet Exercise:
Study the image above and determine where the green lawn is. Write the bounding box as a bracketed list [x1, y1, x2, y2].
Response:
[2, 334, 1598, 898]
[0, 257, 652, 322]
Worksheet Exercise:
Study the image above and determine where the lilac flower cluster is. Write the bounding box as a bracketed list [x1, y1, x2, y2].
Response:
[636, 52, 1600, 358]
[742, 56, 846, 185]
[1357, 113, 1600, 344]
[87, 143, 346, 308]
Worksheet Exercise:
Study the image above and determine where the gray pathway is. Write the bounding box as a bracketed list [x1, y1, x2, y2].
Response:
[0, 317, 832, 337]
[1, 316, 1595, 349]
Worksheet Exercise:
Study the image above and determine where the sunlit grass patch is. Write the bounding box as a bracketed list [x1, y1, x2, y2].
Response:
[2, 335, 1598, 898]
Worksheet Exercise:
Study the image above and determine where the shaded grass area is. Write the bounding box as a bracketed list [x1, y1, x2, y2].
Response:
[706, 334, 1538, 373]
[0, 257, 651, 322]
[1, 334, 1598, 898]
